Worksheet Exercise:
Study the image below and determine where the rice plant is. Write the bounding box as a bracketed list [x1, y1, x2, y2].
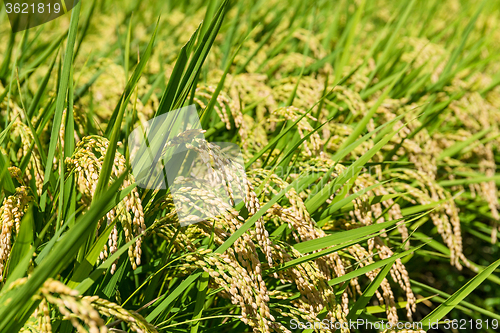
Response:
[1, 0, 500, 332]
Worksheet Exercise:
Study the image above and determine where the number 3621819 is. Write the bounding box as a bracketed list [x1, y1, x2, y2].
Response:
[5, 2, 61, 14]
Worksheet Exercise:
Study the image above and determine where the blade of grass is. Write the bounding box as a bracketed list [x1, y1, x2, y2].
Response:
[421, 258, 500, 330]
[346, 262, 394, 321]
[40, 1, 81, 211]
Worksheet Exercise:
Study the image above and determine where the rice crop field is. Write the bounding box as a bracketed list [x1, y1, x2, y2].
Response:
[1, 0, 500, 332]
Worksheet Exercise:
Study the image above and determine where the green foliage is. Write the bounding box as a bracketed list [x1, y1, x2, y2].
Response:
[0, 0, 500, 332]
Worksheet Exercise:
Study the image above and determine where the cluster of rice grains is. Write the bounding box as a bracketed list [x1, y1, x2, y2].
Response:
[10, 278, 156, 333]
[150, 155, 417, 332]
[145, 125, 415, 331]
[0, 186, 32, 281]
[65, 136, 146, 273]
